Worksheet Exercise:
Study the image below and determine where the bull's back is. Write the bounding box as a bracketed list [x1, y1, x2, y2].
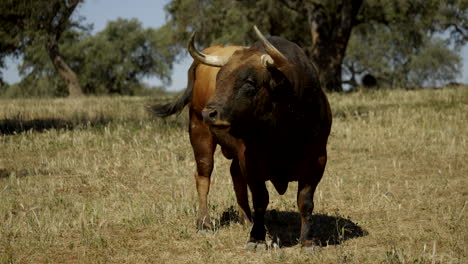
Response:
[191, 45, 244, 113]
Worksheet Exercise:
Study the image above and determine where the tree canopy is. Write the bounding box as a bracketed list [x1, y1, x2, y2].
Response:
[0, 0, 86, 96]
[163, 0, 467, 91]
[1, 13, 175, 97]
[344, 0, 466, 89]
[75, 19, 176, 95]
[1, 0, 466, 96]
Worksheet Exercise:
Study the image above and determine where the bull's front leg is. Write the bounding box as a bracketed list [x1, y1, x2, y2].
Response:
[230, 159, 252, 225]
[245, 179, 269, 251]
[297, 182, 318, 247]
[297, 154, 327, 251]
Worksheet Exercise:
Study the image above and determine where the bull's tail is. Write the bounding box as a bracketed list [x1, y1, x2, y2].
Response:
[147, 62, 197, 117]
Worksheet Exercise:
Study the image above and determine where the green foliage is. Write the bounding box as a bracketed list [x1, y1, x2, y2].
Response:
[4, 18, 176, 97]
[1, 1, 175, 97]
[344, 0, 466, 89]
[1, 77, 66, 98]
[163, 0, 466, 90]
[163, 0, 308, 52]
[0, 79, 8, 96]
[408, 38, 462, 87]
[5, 29, 86, 97]
[76, 18, 176, 95]
[2, 0, 466, 95]
[0, 0, 85, 86]
[344, 29, 463, 89]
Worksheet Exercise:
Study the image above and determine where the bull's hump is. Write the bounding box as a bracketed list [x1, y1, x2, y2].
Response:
[202, 45, 244, 56]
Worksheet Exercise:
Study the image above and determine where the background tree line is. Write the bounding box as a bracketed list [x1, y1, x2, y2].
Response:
[0, 0, 175, 97]
[0, 0, 466, 97]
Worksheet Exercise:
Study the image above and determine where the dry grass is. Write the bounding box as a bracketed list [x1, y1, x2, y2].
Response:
[0, 87, 466, 263]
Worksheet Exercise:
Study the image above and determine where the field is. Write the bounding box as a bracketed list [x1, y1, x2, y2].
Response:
[0, 87, 466, 263]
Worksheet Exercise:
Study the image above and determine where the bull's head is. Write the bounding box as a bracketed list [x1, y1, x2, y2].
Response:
[189, 26, 293, 136]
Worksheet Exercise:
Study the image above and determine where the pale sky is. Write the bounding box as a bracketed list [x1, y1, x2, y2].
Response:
[2, 0, 467, 91]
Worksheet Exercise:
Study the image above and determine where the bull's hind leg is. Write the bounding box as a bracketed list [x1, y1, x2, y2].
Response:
[297, 153, 327, 250]
[230, 159, 252, 225]
[189, 111, 216, 230]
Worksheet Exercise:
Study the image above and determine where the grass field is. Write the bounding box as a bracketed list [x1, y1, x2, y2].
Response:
[0, 87, 466, 263]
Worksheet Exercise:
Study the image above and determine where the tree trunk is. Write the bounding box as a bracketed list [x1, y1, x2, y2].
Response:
[42, 0, 82, 97]
[311, 39, 345, 92]
[305, 0, 363, 92]
[45, 39, 82, 97]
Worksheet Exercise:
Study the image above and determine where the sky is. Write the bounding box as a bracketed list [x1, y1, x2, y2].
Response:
[2, 0, 468, 91]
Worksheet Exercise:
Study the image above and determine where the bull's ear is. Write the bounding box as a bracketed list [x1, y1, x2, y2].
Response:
[260, 54, 274, 68]
[266, 67, 293, 99]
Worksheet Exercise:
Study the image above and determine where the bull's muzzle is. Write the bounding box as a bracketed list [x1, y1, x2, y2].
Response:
[202, 107, 231, 130]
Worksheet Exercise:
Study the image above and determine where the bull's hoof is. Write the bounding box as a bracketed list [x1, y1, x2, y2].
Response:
[196, 218, 215, 231]
[245, 241, 267, 252]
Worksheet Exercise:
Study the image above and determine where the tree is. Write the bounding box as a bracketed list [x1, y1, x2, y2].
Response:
[162, 0, 466, 91]
[343, 0, 466, 89]
[0, 0, 84, 96]
[42, 0, 84, 97]
[0, 1, 27, 84]
[163, 0, 362, 92]
[279, 0, 363, 92]
[13, 18, 176, 96]
[408, 38, 462, 87]
[15, 28, 90, 97]
[77, 19, 176, 95]
[344, 26, 463, 89]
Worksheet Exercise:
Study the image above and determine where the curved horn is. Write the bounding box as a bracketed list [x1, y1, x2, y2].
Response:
[253, 25, 288, 68]
[188, 32, 229, 67]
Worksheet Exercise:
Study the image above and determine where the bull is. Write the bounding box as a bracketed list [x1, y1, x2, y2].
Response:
[150, 26, 332, 251]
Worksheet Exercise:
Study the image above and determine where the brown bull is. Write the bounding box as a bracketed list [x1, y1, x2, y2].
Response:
[150, 26, 332, 251]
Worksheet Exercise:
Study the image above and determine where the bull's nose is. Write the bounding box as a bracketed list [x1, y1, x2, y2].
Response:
[202, 108, 218, 124]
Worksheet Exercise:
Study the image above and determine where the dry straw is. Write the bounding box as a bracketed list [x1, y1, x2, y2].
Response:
[0, 87, 466, 263]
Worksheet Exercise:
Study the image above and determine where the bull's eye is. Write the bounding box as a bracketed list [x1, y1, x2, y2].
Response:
[241, 81, 257, 96]
[245, 78, 256, 85]
[243, 82, 254, 89]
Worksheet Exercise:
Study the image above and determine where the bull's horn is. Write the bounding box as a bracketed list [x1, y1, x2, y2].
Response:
[188, 32, 229, 67]
[253, 25, 288, 68]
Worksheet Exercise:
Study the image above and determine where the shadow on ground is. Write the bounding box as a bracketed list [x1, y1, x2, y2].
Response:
[0, 118, 113, 135]
[220, 206, 367, 247]
[0, 168, 50, 179]
[0, 116, 186, 135]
